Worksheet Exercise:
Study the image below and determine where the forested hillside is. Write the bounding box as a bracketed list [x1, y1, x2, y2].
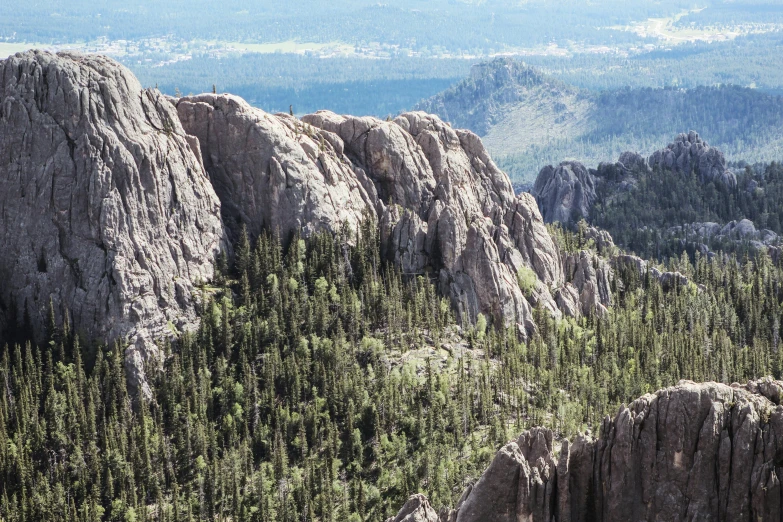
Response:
[2, 220, 783, 521]
[419, 58, 783, 181]
[588, 161, 783, 259]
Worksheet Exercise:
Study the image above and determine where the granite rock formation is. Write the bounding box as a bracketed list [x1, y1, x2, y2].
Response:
[175, 94, 376, 242]
[392, 378, 783, 521]
[175, 99, 614, 326]
[385, 495, 441, 522]
[533, 134, 737, 227]
[531, 161, 597, 224]
[562, 251, 612, 316]
[176, 97, 582, 334]
[612, 254, 694, 291]
[0, 50, 614, 396]
[0, 51, 224, 394]
[666, 219, 781, 258]
[617, 151, 647, 173]
[649, 130, 737, 187]
[178, 98, 576, 334]
[299, 110, 569, 334]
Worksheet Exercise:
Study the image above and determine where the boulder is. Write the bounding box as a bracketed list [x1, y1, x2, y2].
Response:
[721, 218, 757, 239]
[0, 51, 224, 394]
[386, 494, 441, 522]
[582, 225, 615, 255]
[617, 151, 647, 172]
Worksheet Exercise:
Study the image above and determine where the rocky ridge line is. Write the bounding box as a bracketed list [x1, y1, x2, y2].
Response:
[175, 93, 611, 334]
[532, 132, 737, 228]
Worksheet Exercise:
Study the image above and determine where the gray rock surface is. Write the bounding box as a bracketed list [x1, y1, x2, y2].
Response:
[582, 225, 615, 255]
[563, 251, 612, 316]
[649, 131, 737, 187]
[617, 151, 647, 172]
[174, 96, 619, 332]
[532, 135, 738, 228]
[531, 161, 597, 224]
[175, 99, 619, 327]
[301, 110, 566, 336]
[176, 94, 375, 243]
[666, 219, 781, 258]
[406, 378, 783, 521]
[175, 99, 580, 334]
[0, 51, 224, 394]
[386, 494, 441, 522]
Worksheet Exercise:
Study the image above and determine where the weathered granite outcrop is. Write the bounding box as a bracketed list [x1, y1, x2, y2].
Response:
[175, 93, 617, 327]
[300, 110, 566, 335]
[385, 494, 441, 522]
[649, 130, 737, 187]
[531, 161, 597, 224]
[666, 219, 781, 258]
[176, 94, 376, 242]
[617, 151, 647, 173]
[582, 225, 615, 255]
[392, 378, 783, 521]
[175, 98, 580, 334]
[533, 134, 737, 227]
[562, 251, 612, 316]
[0, 51, 224, 394]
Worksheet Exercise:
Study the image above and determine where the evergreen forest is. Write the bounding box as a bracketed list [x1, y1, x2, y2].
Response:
[2, 219, 783, 521]
[590, 161, 783, 260]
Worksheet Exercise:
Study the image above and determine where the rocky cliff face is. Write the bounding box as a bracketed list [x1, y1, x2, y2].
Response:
[0, 51, 224, 394]
[531, 161, 597, 224]
[175, 96, 581, 335]
[533, 133, 737, 227]
[301, 110, 569, 332]
[175, 94, 375, 242]
[393, 378, 783, 521]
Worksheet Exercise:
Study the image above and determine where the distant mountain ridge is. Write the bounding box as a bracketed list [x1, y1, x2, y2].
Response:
[417, 57, 783, 181]
[415, 59, 585, 137]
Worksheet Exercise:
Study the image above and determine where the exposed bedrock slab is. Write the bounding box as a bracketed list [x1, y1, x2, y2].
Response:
[0, 51, 224, 394]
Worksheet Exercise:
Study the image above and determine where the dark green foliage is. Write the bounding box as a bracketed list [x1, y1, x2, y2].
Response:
[496, 83, 783, 182]
[2, 223, 783, 521]
[591, 161, 783, 260]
